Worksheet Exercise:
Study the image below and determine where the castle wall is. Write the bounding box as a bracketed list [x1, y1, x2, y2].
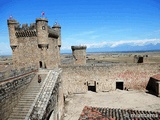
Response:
[0, 73, 35, 120]
[61, 63, 160, 95]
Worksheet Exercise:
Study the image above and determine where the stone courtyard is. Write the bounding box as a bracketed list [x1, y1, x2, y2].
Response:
[63, 90, 160, 120]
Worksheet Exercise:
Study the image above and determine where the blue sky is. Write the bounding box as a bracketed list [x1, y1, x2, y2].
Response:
[0, 0, 160, 55]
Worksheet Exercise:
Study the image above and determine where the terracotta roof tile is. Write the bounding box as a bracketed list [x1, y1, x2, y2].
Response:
[79, 106, 160, 120]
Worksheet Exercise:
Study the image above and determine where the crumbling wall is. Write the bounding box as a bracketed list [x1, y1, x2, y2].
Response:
[61, 63, 160, 95]
[0, 73, 35, 120]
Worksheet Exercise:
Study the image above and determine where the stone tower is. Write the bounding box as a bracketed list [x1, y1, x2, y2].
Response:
[71, 46, 87, 65]
[7, 18, 61, 69]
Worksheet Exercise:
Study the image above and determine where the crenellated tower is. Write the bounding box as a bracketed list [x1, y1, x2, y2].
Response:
[7, 17, 61, 69]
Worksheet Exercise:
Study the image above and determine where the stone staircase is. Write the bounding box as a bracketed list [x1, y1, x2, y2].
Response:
[7, 71, 48, 120]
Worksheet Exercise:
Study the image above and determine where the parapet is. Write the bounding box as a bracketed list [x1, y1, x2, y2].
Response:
[52, 24, 61, 28]
[36, 18, 48, 23]
[71, 46, 87, 51]
[7, 19, 18, 25]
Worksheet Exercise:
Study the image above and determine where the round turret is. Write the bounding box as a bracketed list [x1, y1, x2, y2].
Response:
[36, 18, 49, 48]
[71, 46, 87, 65]
[52, 23, 61, 47]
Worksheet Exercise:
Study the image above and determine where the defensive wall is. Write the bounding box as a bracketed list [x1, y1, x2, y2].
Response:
[61, 63, 160, 95]
[0, 71, 36, 120]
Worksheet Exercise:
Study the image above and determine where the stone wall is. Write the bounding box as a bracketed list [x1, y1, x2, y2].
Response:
[0, 73, 35, 120]
[61, 63, 160, 95]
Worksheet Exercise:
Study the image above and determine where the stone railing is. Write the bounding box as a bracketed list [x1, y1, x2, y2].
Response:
[26, 68, 63, 120]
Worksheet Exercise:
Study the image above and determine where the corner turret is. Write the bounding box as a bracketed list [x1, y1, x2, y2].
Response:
[52, 23, 61, 47]
[7, 19, 19, 51]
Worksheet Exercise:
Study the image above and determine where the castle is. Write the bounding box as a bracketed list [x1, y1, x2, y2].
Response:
[7, 18, 61, 69]
[0, 17, 159, 120]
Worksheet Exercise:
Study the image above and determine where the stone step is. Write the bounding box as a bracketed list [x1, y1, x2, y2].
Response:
[10, 112, 28, 116]
[20, 95, 37, 98]
[8, 73, 48, 119]
[19, 98, 35, 101]
[8, 118, 25, 120]
[12, 108, 29, 112]
[22, 94, 37, 97]
[16, 104, 32, 108]
[13, 107, 30, 111]
[8, 114, 26, 119]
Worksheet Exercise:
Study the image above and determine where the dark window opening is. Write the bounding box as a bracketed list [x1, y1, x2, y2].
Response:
[39, 61, 43, 68]
[138, 57, 143, 63]
[116, 82, 123, 90]
[88, 86, 96, 92]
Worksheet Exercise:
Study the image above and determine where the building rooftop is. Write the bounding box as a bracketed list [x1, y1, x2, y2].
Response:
[79, 106, 160, 120]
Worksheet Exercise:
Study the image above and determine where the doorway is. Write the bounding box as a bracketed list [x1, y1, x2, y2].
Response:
[87, 81, 96, 92]
[138, 57, 143, 63]
[116, 81, 124, 90]
[39, 61, 43, 68]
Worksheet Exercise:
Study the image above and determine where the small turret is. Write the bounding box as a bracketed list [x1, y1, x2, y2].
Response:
[71, 46, 87, 65]
[36, 18, 49, 49]
[7, 19, 19, 51]
[52, 23, 61, 47]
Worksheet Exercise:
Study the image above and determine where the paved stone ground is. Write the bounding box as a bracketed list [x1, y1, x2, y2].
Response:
[63, 90, 160, 120]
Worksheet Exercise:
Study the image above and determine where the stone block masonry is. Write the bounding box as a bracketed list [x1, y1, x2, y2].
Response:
[61, 63, 160, 95]
[0, 72, 35, 120]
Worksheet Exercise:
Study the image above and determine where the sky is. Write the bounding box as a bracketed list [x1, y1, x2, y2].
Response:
[0, 0, 160, 55]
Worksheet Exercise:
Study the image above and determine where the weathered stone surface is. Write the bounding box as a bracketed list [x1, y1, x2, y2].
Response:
[61, 63, 160, 95]
[71, 46, 87, 65]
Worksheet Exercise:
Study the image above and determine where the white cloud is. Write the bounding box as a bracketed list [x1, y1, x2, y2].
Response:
[61, 39, 160, 50]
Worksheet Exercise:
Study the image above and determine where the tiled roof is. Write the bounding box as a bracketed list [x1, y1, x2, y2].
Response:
[79, 106, 160, 120]
[151, 74, 160, 81]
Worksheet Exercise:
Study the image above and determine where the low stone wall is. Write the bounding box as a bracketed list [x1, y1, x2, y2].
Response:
[0, 72, 35, 120]
[0, 67, 37, 82]
[29, 69, 64, 120]
[61, 63, 160, 95]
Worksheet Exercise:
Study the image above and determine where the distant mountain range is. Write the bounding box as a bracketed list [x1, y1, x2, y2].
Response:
[61, 43, 160, 53]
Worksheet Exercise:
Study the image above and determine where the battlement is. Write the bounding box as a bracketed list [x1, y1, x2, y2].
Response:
[71, 46, 87, 50]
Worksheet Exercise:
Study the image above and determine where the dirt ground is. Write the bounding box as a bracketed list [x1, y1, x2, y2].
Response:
[63, 90, 160, 120]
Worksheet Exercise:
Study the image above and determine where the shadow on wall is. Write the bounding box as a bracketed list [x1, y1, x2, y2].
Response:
[146, 77, 160, 97]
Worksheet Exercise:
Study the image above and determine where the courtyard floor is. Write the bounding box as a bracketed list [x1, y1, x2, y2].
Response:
[63, 90, 160, 120]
